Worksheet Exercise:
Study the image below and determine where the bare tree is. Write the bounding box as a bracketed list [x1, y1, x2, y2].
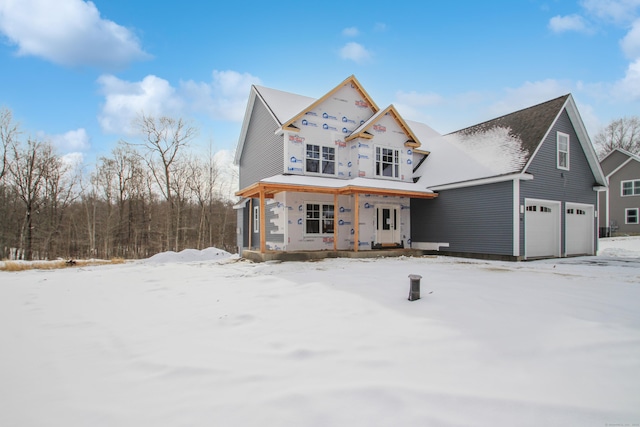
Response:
[594, 116, 640, 159]
[0, 107, 19, 182]
[130, 114, 197, 251]
[9, 138, 55, 260]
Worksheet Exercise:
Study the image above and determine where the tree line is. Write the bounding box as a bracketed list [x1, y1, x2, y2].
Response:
[0, 108, 237, 261]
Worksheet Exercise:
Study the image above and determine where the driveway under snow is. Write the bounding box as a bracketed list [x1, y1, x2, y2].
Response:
[1, 239, 639, 426]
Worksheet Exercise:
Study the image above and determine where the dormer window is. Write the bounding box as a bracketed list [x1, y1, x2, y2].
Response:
[375, 146, 399, 178]
[306, 144, 335, 175]
[557, 132, 569, 170]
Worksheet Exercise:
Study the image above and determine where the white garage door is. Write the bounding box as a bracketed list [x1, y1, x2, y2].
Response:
[565, 203, 594, 256]
[525, 199, 561, 259]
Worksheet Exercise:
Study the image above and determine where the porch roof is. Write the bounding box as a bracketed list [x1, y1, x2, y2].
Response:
[236, 174, 438, 199]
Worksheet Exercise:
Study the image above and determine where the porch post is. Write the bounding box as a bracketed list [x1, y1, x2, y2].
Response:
[354, 192, 359, 252]
[259, 188, 266, 253]
[248, 198, 253, 250]
[333, 193, 338, 251]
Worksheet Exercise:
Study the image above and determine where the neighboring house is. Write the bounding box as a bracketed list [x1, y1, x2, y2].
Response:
[234, 75, 607, 260]
[598, 148, 640, 236]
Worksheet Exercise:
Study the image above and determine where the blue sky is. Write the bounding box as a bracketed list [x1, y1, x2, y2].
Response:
[1, 0, 639, 169]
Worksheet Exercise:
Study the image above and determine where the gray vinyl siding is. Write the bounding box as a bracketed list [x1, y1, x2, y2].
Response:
[411, 180, 514, 256]
[600, 150, 629, 176]
[238, 100, 284, 190]
[598, 190, 608, 230]
[608, 160, 640, 234]
[520, 109, 598, 252]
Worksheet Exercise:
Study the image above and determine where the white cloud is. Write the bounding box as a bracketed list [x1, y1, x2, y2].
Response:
[61, 152, 85, 169]
[614, 58, 640, 99]
[621, 18, 640, 58]
[342, 27, 359, 37]
[581, 0, 640, 24]
[181, 70, 261, 122]
[97, 74, 183, 135]
[0, 0, 150, 68]
[50, 128, 91, 153]
[97, 70, 260, 135]
[213, 149, 239, 199]
[548, 14, 591, 33]
[339, 42, 372, 64]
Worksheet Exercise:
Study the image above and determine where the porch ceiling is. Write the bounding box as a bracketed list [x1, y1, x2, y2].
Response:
[236, 181, 438, 199]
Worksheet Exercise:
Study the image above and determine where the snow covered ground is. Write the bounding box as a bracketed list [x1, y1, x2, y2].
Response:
[1, 239, 639, 426]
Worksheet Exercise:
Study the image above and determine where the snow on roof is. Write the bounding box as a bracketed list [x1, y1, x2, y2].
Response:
[253, 85, 315, 126]
[261, 174, 434, 195]
[414, 126, 528, 188]
[406, 119, 442, 141]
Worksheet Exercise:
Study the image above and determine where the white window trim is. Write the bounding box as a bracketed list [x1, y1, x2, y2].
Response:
[305, 143, 336, 176]
[557, 132, 570, 170]
[621, 179, 640, 197]
[625, 208, 639, 224]
[253, 206, 259, 233]
[303, 202, 335, 236]
[374, 145, 401, 179]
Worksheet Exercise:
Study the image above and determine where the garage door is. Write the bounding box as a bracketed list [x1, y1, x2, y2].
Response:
[565, 203, 594, 256]
[525, 199, 561, 259]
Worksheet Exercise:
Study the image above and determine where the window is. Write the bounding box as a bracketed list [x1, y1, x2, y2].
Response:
[375, 147, 400, 178]
[622, 180, 640, 196]
[626, 208, 639, 224]
[306, 144, 335, 175]
[253, 206, 259, 232]
[305, 203, 334, 234]
[557, 132, 569, 170]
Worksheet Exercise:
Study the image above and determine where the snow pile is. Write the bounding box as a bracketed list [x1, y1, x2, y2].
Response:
[144, 247, 234, 263]
[598, 236, 640, 257]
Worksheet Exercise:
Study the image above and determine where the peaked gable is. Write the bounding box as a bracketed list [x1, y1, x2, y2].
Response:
[600, 148, 640, 177]
[279, 75, 379, 132]
[345, 105, 422, 148]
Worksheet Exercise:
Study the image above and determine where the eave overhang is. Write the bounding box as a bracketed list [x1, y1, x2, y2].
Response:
[236, 181, 438, 200]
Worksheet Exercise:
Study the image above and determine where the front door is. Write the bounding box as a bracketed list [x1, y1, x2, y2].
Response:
[376, 205, 399, 245]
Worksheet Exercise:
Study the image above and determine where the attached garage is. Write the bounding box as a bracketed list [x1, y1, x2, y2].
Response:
[525, 199, 561, 259]
[565, 202, 594, 256]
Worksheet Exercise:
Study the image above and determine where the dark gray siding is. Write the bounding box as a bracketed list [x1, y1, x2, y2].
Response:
[608, 160, 640, 234]
[411, 180, 514, 256]
[238, 100, 284, 190]
[249, 199, 259, 250]
[520, 110, 598, 252]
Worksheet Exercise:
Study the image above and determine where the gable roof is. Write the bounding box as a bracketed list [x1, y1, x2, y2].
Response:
[450, 94, 570, 166]
[234, 84, 316, 164]
[279, 75, 379, 133]
[345, 104, 423, 148]
[415, 94, 606, 188]
[601, 147, 640, 179]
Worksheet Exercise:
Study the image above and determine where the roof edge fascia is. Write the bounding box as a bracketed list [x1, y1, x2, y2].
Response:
[428, 173, 534, 192]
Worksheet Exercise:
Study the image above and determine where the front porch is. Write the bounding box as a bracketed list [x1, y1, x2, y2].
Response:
[241, 247, 429, 263]
[236, 175, 437, 255]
